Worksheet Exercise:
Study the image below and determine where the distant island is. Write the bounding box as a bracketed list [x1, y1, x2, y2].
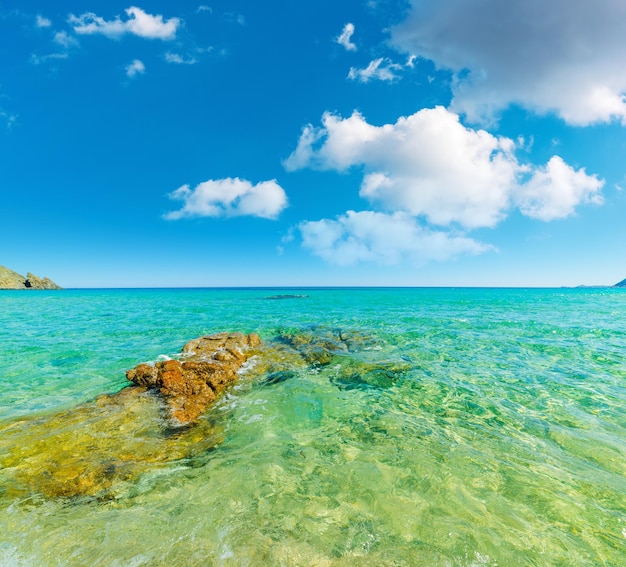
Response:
[571, 278, 626, 289]
[0, 265, 62, 290]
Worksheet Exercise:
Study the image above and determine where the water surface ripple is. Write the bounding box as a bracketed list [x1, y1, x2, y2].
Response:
[1, 288, 625, 566]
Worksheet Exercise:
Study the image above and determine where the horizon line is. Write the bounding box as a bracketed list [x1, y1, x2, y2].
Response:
[3, 284, 622, 291]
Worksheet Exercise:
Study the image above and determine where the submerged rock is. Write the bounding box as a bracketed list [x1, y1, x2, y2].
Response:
[0, 328, 404, 501]
[262, 294, 309, 300]
[330, 361, 412, 391]
[0, 387, 229, 499]
[276, 327, 378, 367]
[262, 369, 300, 385]
[126, 332, 261, 425]
[0, 332, 261, 500]
[0, 265, 62, 290]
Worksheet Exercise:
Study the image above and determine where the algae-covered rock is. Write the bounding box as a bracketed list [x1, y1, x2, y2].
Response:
[276, 327, 378, 367]
[0, 332, 262, 500]
[330, 360, 412, 391]
[0, 387, 225, 499]
[0, 328, 402, 502]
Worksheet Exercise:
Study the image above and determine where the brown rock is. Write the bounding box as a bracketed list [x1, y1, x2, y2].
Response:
[126, 332, 261, 425]
[125, 363, 158, 386]
[0, 332, 263, 499]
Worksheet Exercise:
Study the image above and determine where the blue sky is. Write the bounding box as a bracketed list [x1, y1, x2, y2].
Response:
[1, 0, 625, 287]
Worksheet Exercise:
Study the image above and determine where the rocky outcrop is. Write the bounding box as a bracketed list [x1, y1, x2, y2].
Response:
[126, 332, 261, 425]
[25, 272, 62, 289]
[1, 331, 262, 499]
[0, 265, 25, 288]
[0, 327, 410, 500]
[0, 265, 62, 289]
[0, 386, 228, 499]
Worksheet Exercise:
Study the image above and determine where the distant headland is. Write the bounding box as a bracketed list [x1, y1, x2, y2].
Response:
[0, 265, 62, 290]
[614, 278, 626, 287]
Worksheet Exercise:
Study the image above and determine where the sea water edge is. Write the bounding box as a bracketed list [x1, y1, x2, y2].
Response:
[0, 287, 625, 566]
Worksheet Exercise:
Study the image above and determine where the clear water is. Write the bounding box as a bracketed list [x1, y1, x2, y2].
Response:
[1, 288, 625, 566]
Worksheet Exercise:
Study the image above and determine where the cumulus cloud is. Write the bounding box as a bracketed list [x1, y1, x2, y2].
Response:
[69, 6, 179, 40]
[390, 0, 626, 125]
[515, 157, 604, 221]
[165, 178, 288, 220]
[348, 58, 402, 83]
[300, 211, 490, 265]
[285, 107, 604, 228]
[125, 59, 145, 77]
[336, 23, 357, 51]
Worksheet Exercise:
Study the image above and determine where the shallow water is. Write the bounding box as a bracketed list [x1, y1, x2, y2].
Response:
[1, 288, 625, 565]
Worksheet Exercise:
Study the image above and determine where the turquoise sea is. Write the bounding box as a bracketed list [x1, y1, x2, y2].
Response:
[0, 288, 625, 566]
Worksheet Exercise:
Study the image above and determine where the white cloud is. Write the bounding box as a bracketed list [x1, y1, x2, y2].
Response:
[197, 5, 212, 13]
[165, 178, 288, 220]
[300, 211, 490, 265]
[348, 58, 402, 83]
[515, 156, 604, 221]
[223, 12, 246, 26]
[0, 110, 17, 128]
[336, 23, 357, 51]
[125, 59, 145, 77]
[69, 6, 179, 40]
[165, 52, 197, 65]
[54, 31, 79, 49]
[391, 0, 626, 125]
[285, 107, 604, 228]
[30, 31, 78, 66]
[30, 52, 69, 65]
[36, 15, 51, 28]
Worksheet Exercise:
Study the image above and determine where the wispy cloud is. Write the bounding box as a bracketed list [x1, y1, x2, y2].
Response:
[35, 14, 51, 28]
[391, 0, 626, 125]
[53, 31, 79, 49]
[336, 23, 357, 51]
[30, 52, 69, 65]
[165, 52, 197, 65]
[300, 211, 490, 266]
[0, 109, 17, 128]
[197, 5, 212, 13]
[30, 29, 79, 67]
[348, 58, 402, 83]
[165, 178, 288, 220]
[225, 13, 246, 25]
[125, 59, 145, 78]
[69, 7, 180, 40]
